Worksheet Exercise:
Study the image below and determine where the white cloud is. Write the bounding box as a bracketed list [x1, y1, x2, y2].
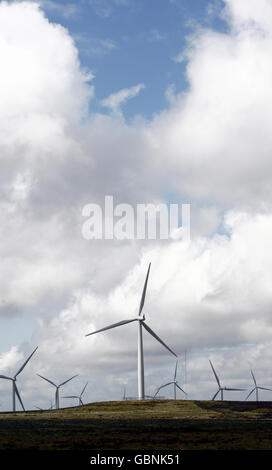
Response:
[74, 34, 117, 57]
[101, 83, 146, 112]
[223, 0, 272, 33]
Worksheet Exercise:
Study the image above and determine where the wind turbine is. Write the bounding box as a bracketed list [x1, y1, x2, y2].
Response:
[35, 400, 54, 411]
[86, 263, 177, 400]
[0, 346, 38, 412]
[37, 374, 78, 409]
[209, 360, 245, 400]
[154, 360, 187, 399]
[63, 382, 88, 406]
[245, 370, 272, 402]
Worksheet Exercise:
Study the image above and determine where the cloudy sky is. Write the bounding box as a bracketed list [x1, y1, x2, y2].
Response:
[1, 0, 272, 410]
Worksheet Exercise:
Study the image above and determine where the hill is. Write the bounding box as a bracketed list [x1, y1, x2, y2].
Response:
[0, 399, 272, 450]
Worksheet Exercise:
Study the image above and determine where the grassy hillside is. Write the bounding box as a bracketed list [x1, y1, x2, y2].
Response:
[0, 399, 272, 450]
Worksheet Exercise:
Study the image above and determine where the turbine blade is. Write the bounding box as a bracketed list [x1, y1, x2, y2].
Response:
[86, 319, 137, 337]
[212, 389, 220, 400]
[258, 387, 272, 391]
[138, 262, 151, 316]
[80, 382, 88, 397]
[142, 322, 177, 357]
[176, 382, 187, 395]
[37, 374, 57, 388]
[80, 398, 84, 406]
[59, 374, 78, 387]
[154, 382, 173, 397]
[209, 360, 221, 387]
[62, 396, 78, 399]
[225, 388, 245, 391]
[174, 360, 178, 381]
[245, 388, 255, 401]
[14, 382, 25, 411]
[14, 346, 38, 378]
[0, 375, 12, 380]
[251, 369, 257, 386]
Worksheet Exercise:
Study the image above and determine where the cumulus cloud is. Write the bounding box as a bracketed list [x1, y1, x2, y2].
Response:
[149, 0, 272, 208]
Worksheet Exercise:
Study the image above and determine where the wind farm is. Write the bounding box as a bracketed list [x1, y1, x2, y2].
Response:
[0, 264, 272, 453]
[1, 0, 272, 459]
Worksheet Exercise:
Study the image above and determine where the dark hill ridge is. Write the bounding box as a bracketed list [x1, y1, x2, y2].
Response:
[0, 400, 272, 450]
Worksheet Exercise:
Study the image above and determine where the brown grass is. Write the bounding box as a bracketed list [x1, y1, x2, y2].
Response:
[0, 399, 271, 450]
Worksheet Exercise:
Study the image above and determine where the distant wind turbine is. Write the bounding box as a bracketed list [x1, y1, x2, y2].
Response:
[35, 400, 54, 411]
[0, 346, 38, 412]
[209, 360, 245, 400]
[37, 374, 78, 409]
[154, 360, 187, 399]
[63, 382, 88, 406]
[86, 263, 177, 400]
[245, 370, 272, 402]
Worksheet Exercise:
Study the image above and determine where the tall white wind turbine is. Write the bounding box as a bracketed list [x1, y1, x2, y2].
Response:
[63, 382, 88, 406]
[154, 360, 187, 399]
[245, 370, 272, 402]
[86, 263, 177, 400]
[209, 360, 245, 400]
[37, 374, 78, 409]
[0, 346, 38, 412]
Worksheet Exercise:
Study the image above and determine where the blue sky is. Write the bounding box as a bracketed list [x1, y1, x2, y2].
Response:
[42, 0, 227, 119]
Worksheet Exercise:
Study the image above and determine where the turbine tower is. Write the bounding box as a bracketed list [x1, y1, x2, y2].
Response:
[245, 370, 272, 402]
[0, 346, 38, 412]
[63, 382, 88, 406]
[37, 374, 78, 409]
[209, 360, 245, 400]
[154, 360, 187, 399]
[86, 263, 177, 400]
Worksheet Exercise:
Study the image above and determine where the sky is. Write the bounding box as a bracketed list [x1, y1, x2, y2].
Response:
[1, 0, 272, 410]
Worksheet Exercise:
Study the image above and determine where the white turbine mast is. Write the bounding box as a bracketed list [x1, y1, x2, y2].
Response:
[245, 370, 272, 402]
[37, 374, 78, 409]
[0, 346, 38, 412]
[63, 381, 88, 406]
[154, 359, 187, 399]
[209, 360, 245, 400]
[86, 263, 177, 400]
